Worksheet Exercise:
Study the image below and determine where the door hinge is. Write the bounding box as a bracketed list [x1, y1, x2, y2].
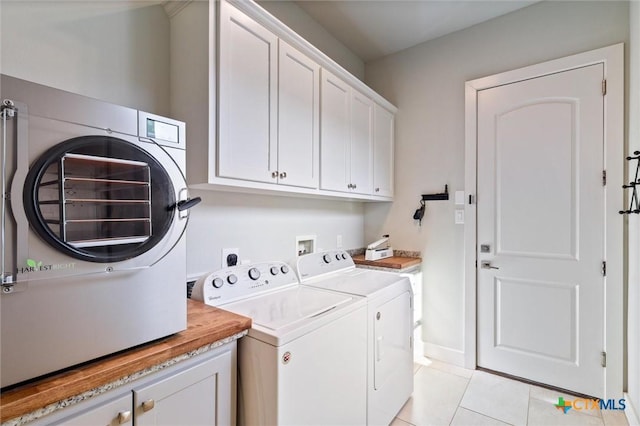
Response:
[602, 170, 607, 186]
[601, 261, 607, 276]
[601, 351, 607, 367]
[602, 80, 607, 96]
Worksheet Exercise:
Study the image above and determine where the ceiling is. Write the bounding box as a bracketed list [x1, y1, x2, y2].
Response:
[293, 1, 538, 62]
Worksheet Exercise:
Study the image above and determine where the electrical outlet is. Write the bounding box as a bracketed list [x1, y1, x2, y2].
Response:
[221, 248, 239, 268]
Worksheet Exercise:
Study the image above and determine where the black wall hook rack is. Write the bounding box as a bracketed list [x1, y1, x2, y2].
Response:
[620, 151, 640, 215]
[422, 185, 449, 201]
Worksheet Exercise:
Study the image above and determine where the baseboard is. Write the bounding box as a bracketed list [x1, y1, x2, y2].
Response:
[625, 393, 640, 426]
[423, 342, 466, 367]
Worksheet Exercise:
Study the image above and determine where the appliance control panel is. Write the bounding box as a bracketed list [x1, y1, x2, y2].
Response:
[296, 250, 355, 282]
[191, 261, 298, 306]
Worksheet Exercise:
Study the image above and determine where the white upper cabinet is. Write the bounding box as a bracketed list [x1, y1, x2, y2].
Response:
[218, 3, 319, 189]
[373, 104, 394, 197]
[170, 0, 396, 201]
[218, 0, 278, 184]
[350, 90, 374, 194]
[277, 40, 320, 189]
[320, 70, 351, 192]
[320, 70, 375, 195]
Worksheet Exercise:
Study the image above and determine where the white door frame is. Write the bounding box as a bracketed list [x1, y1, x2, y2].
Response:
[464, 43, 624, 399]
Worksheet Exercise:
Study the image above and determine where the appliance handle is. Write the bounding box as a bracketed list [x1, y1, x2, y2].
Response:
[4, 100, 31, 285]
[175, 187, 201, 220]
[177, 197, 202, 212]
[1, 99, 30, 286]
[1, 100, 13, 284]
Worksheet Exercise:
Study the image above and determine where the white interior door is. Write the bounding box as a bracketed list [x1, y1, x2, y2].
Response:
[477, 64, 605, 397]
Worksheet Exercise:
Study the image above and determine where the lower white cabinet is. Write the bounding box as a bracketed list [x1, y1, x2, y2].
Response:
[34, 342, 236, 426]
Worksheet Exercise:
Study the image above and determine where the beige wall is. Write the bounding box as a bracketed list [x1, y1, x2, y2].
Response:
[0, 1, 171, 115]
[364, 1, 630, 361]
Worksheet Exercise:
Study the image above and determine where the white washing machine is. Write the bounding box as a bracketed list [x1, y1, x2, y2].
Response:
[191, 261, 368, 426]
[297, 250, 414, 426]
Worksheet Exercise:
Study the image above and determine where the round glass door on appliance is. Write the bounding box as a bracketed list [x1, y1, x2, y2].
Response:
[3, 103, 199, 285]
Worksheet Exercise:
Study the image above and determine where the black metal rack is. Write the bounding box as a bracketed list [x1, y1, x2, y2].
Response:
[422, 185, 449, 201]
[620, 150, 640, 215]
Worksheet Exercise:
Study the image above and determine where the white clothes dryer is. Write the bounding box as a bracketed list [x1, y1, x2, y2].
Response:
[297, 250, 414, 426]
[191, 261, 368, 426]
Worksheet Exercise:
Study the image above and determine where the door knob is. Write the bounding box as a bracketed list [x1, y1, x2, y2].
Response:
[481, 261, 499, 270]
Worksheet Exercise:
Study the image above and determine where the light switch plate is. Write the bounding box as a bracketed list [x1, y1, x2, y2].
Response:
[455, 209, 465, 224]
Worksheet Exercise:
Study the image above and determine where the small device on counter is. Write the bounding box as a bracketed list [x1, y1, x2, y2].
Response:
[365, 235, 393, 261]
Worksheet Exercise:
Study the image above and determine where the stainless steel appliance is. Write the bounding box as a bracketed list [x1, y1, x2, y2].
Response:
[0, 75, 199, 388]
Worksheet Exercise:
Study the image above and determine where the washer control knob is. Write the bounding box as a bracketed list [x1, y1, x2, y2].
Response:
[227, 274, 238, 285]
[335, 254, 341, 261]
[212, 277, 224, 288]
[323, 254, 332, 264]
[248, 268, 260, 280]
[281, 265, 289, 274]
[342, 253, 348, 260]
[270, 266, 280, 276]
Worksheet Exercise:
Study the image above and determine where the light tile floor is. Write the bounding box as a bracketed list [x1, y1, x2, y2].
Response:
[392, 358, 630, 426]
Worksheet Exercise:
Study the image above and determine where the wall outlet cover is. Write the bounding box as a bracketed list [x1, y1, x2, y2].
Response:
[222, 248, 239, 268]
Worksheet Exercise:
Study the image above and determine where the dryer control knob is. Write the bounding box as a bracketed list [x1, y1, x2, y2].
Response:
[227, 274, 238, 285]
[335, 254, 341, 261]
[281, 265, 290, 274]
[248, 268, 260, 280]
[341, 253, 348, 260]
[323, 254, 332, 264]
[270, 266, 280, 276]
[212, 278, 224, 288]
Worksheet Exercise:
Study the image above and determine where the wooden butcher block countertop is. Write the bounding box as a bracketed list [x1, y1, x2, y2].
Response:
[352, 254, 421, 270]
[0, 299, 251, 423]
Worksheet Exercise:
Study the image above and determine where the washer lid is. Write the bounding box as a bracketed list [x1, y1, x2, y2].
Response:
[221, 285, 355, 331]
[302, 268, 410, 297]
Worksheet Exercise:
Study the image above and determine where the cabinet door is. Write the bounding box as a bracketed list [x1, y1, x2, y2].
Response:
[320, 69, 351, 192]
[350, 91, 373, 194]
[373, 103, 394, 197]
[134, 350, 232, 426]
[51, 394, 132, 426]
[277, 40, 320, 189]
[218, 0, 277, 184]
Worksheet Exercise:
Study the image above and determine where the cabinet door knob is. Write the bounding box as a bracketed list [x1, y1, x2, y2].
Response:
[117, 410, 132, 424]
[279, 171, 287, 179]
[142, 399, 155, 412]
[271, 171, 278, 178]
